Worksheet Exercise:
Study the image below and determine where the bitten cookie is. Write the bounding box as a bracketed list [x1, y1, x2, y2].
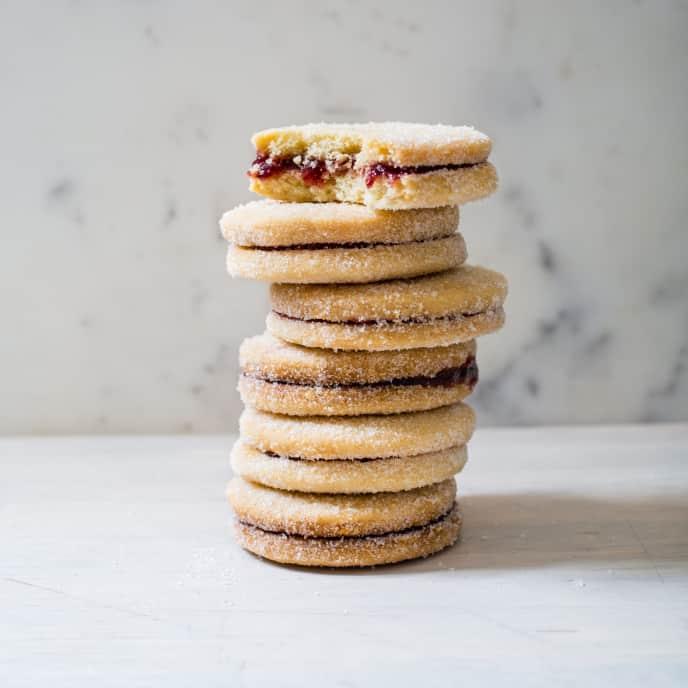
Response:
[239, 402, 475, 460]
[227, 477, 461, 567]
[239, 333, 478, 416]
[268, 265, 507, 351]
[247, 122, 497, 209]
[222, 201, 466, 283]
[230, 439, 467, 494]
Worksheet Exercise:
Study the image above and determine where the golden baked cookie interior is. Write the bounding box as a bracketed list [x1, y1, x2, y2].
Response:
[247, 122, 496, 209]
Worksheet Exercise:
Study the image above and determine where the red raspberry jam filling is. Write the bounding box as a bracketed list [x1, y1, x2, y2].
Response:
[240, 508, 455, 534]
[248, 153, 476, 187]
[249, 153, 352, 186]
[250, 357, 478, 391]
[271, 310, 490, 326]
[263, 449, 459, 464]
[361, 162, 475, 188]
[243, 236, 449, 251]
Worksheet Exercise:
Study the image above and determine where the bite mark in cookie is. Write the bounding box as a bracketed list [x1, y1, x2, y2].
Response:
[249, 152, 478, 188]
[247, 122, 495, 209]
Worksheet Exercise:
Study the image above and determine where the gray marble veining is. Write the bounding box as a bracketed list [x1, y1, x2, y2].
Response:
[1, 0, 686, 433]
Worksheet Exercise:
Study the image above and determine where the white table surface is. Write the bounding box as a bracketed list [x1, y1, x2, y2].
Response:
[1, 425, 687, 687]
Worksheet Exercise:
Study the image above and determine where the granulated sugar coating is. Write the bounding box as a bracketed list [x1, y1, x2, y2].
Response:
[251, 123, 491, 167]
[265, 265, 507, 350]
[240, 333, 476, 385]
[250, 161, 497, 210]
[230, 440, 467, 494]
[233, 503, 463, 567]
[238, 335, 478, 415]
[218, 120, 506, 567]
[238, 373, 476, 416]
[238, 402, 475, 460]
[220, 201, 459, 247]
[248, 123, 497, 209]
[270, 266, 508, 322]
[226, 476, 456, 537]
[267, 306, 505, 351]
[225, 233, 467, 284]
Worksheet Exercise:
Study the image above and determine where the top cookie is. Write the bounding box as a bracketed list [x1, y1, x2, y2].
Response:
[252, 123, 491, 167]
[248, 122, 497, 210]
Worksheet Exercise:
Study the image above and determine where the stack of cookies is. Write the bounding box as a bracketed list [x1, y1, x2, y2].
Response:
[220, 123, 507, 567]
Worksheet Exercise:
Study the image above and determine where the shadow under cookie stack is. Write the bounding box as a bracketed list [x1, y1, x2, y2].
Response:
[221, 123, 507, 567]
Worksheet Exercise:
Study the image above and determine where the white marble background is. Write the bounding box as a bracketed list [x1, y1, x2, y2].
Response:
[1, 0, 686, 434]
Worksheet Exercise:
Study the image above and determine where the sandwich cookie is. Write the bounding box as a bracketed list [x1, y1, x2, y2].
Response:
[227, 477, 462, 567]
[222, 201, 466, 284]
[268, 265, 507, 351]
[239, 402, 475, 461]
[230, 440, 467, 494]
[247, 122, 497, 209]
[239, 333, 478, 416]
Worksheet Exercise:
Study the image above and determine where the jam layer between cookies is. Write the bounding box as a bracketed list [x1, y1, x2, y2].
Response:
[271, 309, 499, 327]
[249, 153, 477, 188]
[245, 357, 478, 390]
[262, 445, 464, 464]
[238, 503, 456, 539]
[239, 235, 454, 251]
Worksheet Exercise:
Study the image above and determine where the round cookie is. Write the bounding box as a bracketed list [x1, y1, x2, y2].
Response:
[233, 503, 462, 567]
[251, 123, 492, 168]
[231, 440, 468, 494]
[221, 201, 460, 247]
[247, 122, 496, 209]
[268, 265, 507, 351]
[249, 163, 496, 211]
[221, 202, 464, 284]
[239, 333, 478, 416]
[226, 235, 466, 284]
[239, 402, 475, 460]
[226, 476, 456, 537]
